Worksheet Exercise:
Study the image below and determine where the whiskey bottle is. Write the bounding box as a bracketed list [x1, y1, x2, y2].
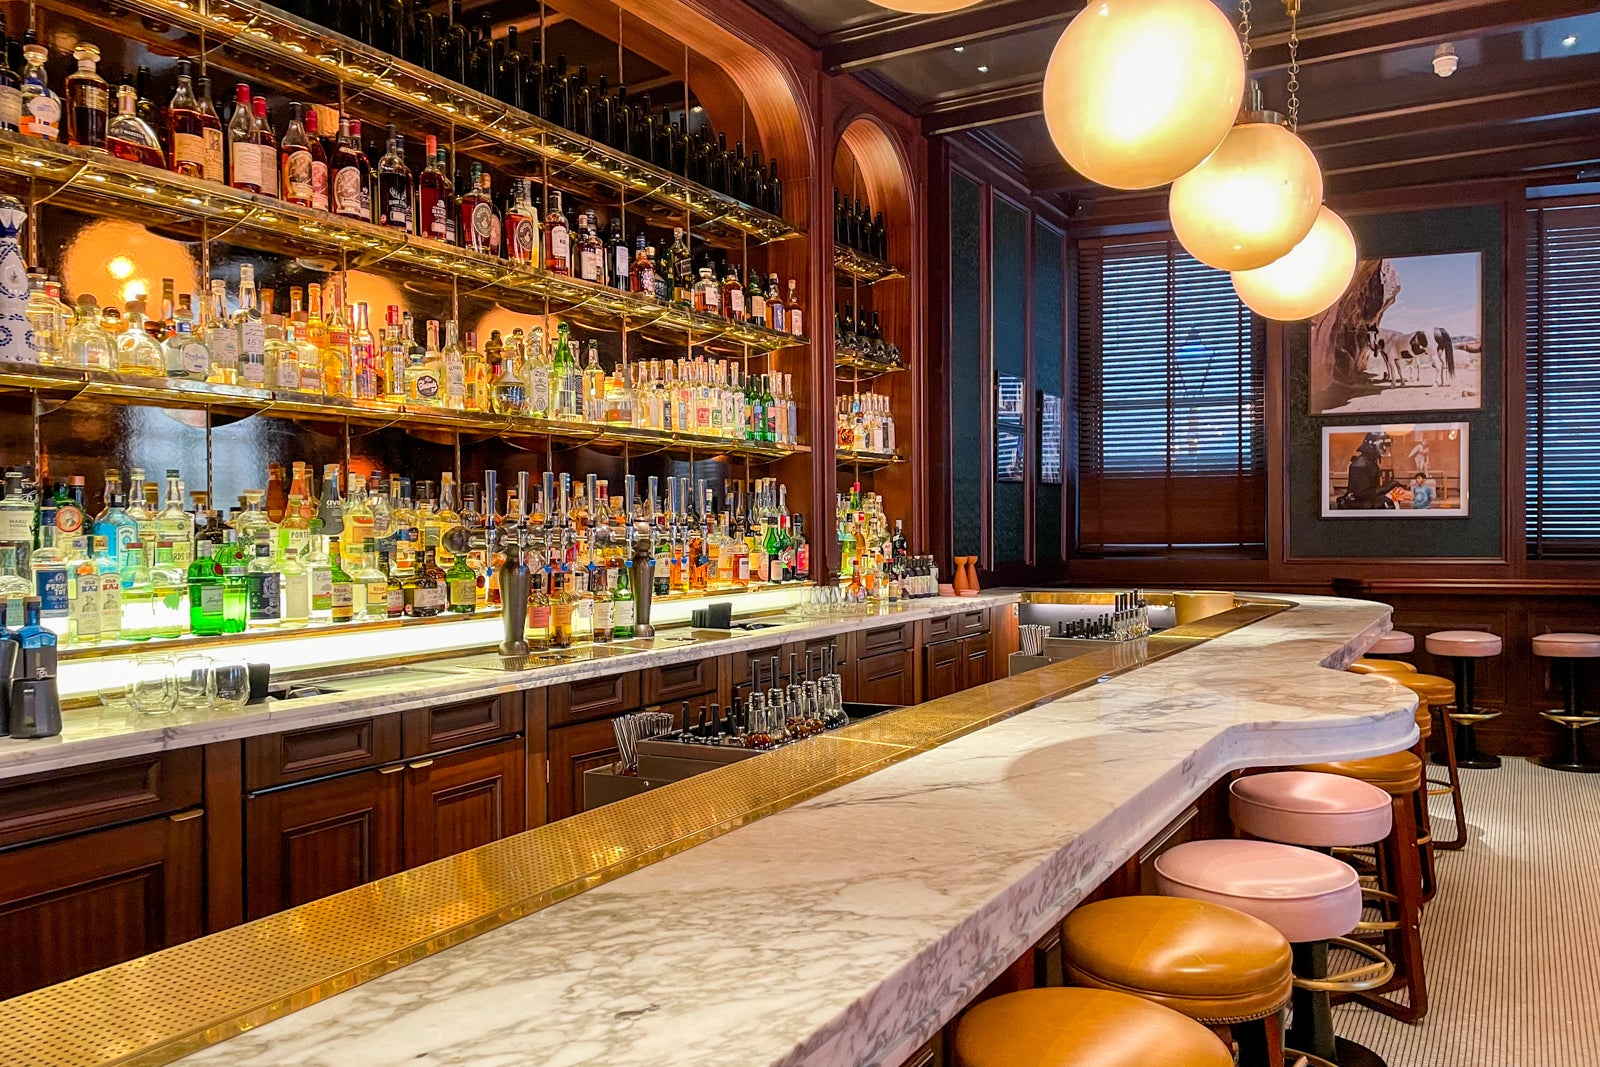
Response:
[303, 107, 329, 211]
[280, 102, 314, 206]
[504, 178, 539, 265]
[376, 124, 412, 230]
[251, 97, 278, 199]
[106, 85, 164, 169]
[195, 76, 224, 183]
[331, 116, 369, 220]
[64, 44, 108, 151]
[544, 189, 570, 274]
[18, 40, 59, 142]
[226, 84, 260, 194]
[785, 280, 804, 337]
[418, 136, 452, 242]
[460, 162, 496, 254]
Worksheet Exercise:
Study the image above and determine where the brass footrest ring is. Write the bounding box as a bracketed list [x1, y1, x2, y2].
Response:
[1449, 711, 1501, 724]
[1540, 711, 1600, 729]
[1292, 936, 1395, 993]
[1285, 1051, 1339, 1067]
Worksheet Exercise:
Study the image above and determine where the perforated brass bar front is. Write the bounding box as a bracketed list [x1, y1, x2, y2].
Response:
[0, 600, 1285, 1067]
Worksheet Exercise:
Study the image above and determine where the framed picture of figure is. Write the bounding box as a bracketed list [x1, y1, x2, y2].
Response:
[1308, 252, 1483, 416]
[1321, 422, 1469, 518]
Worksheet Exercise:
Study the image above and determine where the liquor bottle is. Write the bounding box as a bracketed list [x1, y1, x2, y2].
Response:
[445, 544, 475, 613]
[0, 34, 19, 134]
[667, 229, 692, 306]
[303, 106, 329, 211]
[376, 124, 411, 230]
[406, 319, 443, 405]
[722, 264, 746, 323]
[379, 305, 407, 402]
[321, 278, 352, 397]
[460, 162, 498, 254]
[196, 77, 224, 183]
[116, 300, 164, 376]
[785, 280, 803, 337]
[439, 319, 465, 410]
[765, 273, 785, 333]
[155, 469, 194, 567]
[64, 44, 108, 151]
[187, 536, 224, 635]
[353, 538, 388, 619]
[106, 84, 164, 168]
[577, 219, 605, 283]
[631, 238, 655, 295]
[350, 301, 378, 400]
[235, 264, 267, 386]
[505, 178, 539, 265]
[331, 116, 370, 220]
[551, 322, 579, 419]
[498, 25, 524, 109]
[116, 541, 154, 640]
[767, 158, 783, 216]
[18, 40, 60, 142]
[227, 84, 260, 193]
[252, 97, 278, 199]
[330, 541, 356, 621]
[28, 503, 68, 634]
[148, 542, 186, 638]
[410, 547, 444, 617]
[280, 102, 314, 206]
[419, 136, 451, 242]
[544, 189, 570, 274]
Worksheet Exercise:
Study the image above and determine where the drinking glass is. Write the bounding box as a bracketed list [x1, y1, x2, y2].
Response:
[98, 672, 132, 710]
[211, 659, 251, 712]
[174, 654, 215, 709]
[129, 655, 178, 716]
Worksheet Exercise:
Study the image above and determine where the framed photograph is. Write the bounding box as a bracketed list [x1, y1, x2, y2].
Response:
[996, 425, 1025, 483]
[996, 373, 1027, 421]
[1321, 422, 1469, 518]
[1308, 252, 1483, 416]
[1038, 392, 1063, 485]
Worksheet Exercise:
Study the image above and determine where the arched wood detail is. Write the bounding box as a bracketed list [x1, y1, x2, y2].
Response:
[836, 115, 917, 266]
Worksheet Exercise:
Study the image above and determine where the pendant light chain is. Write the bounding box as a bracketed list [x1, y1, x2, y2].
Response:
[1238, 0, 1253, 61]
[1285, 0, 1301, 130]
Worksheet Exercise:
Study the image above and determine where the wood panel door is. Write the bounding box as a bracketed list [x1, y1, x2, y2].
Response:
[962, 634, 992, 690]
[855, 647, 916, 707]
[924, 640, 964, 702]
[244, 768, 404, 920]
[404, 739, 526, 867]
[0, 812, 203, 999]
[548, 717, 629, 823]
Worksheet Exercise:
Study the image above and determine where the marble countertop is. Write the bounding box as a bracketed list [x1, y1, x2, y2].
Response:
[166, 593, 1416, 1067]
[0, 593, 1018, 782]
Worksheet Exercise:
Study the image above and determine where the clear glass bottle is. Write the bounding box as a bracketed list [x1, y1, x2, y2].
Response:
[106, 84, 163, 168]
[277, 545, 309, 628]
[163, 295, 209, 380]
[18, 41, 60, 142]
[116, 541, 154, 640]
[202, 279, 239, 384]
[155, 470, 194, 568]
[352, 538, 388, 620]
[235, 265, 267, 387]
[148, 541, 186, 638]
[116, 300, 165, 376]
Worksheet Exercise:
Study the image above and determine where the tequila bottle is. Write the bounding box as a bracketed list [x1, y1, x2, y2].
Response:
[405, 319, 444, 405]
[116, 300, 164, 376]
[235, 265, 267, 387]
[203, 280, 239, 384]
[525, 324, 552, 419]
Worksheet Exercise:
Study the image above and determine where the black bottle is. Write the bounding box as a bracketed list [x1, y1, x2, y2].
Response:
[746, 149, 767, 210]
[833, 188, 845, 245]
[525, 53, 545, 120]
[412, 10, 438, 72]
[613, 84, 631, 154]
[730, 141, 748, 203]
[498, 25, 523, 108]
[381, 0, 407, 59]
[873, 210, 887, 260]
[545, 54, 569, 129]
[573, 64, 592, 138]
[712, 133, 730, 193]
[443, 0, 468, 86]
[593, 74, 612, 144]
[473, 17, 496, 99]
[767, 158, 782, 216]
[654, 107, 674, 171]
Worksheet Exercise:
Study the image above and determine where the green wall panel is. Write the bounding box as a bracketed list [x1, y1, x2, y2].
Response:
[992, 198, 1029, 564]
[1033, 221, 1065, 562]
[950, 174, 984, 559]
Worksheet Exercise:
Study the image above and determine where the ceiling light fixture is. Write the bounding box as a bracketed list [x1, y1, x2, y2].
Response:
[1227, 1, 1358, 320]
[1168, 0, 1321, 271]
[954, 46, 965, 52]
[977, 64, 989, 72]
[1433, 42, 1459, 77]
[868, 0, 983, 13]
[1041, 0, 1245, 190]
[1563, 33, 1579, 47]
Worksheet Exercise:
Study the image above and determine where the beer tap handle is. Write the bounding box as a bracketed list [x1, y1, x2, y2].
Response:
[647, 475, 659, 522]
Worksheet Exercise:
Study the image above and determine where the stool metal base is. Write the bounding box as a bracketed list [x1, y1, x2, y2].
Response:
[1334, 1036, 1390, 1067]
[1534, 756, 1600, 774]
[1446, 720, 1501, 769]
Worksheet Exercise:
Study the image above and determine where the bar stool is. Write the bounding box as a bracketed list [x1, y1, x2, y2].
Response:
[952, 987, 1234, 1067]
[1387, 669, 1469, 852]
[1425, 630, 1503, 769]
[1062, 896, 1291, 1066]
[1155, 838, 1392, 1067]
[1294, 754, 1430, 1020]
[1533, 633, 1600, 774]
[1365, 630, 1414, 660]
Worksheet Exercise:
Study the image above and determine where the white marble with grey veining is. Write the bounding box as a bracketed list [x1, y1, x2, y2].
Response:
[0, 593, 1018, 782]
[166, 593, 1417, 1067]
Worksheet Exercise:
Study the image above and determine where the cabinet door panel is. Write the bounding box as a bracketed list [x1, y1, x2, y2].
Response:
[548, 718, 627, 823]
[245, 715, 401, 790]
[642, 657, 717, 705]
[0, 812, 203, 998]
[962, 635, 992, 690]
[548, 671, 641, 726]
[924, 641, 964, 702]
[0, 748, 202, 849]
[404, 739, 526, 867]
[245, 769, 404, 919]
[402, 695, 521, 757]
[855, 648, 915, 707]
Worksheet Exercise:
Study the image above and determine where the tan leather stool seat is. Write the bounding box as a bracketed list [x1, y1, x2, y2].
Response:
[1398, 672, 1455, 707]
[1298, 751, 1423, 796]
[1415, 704, 1432, 739]
[1533, 633, 1600, 658]
[1350, 659, 1418, 678]
[1062, 897, 1292, 1025]
[953, 987, 1232, 1067]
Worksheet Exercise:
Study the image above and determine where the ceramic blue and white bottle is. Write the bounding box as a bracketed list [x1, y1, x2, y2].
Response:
[0, 197, 35, 364]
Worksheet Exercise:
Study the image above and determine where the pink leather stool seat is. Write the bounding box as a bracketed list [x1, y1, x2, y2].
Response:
[1425, 630, 1502, 658]
[1155, 839, 1362, 944]
[1369, 631, 1414, 655]
[1230, 771, 1392, 847]
[1533, 633, 1600, 659]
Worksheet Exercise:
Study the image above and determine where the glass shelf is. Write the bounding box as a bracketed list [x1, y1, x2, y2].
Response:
[77, 0, 799, 246]
[0, 134, 810, 355]
[833, 246, 902, 284]
[836, 448, 903, 470]
[834, 351, 904, 377]
[0, 365, 808, 460]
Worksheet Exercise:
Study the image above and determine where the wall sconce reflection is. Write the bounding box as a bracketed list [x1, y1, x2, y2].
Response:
[61, 220, 198, 308]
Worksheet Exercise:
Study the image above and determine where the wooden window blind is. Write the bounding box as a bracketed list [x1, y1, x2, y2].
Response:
[1527, 204, 1600, 558]
[1075, 235, 1265, 553]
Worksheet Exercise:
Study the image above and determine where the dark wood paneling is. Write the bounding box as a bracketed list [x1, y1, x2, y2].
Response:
[0, 812, 203, 999]
[547, 704, 687, 822]
[245, 715, 402, 791]
[202, 741, 245, 933]
[547, 671, 641, 727]
[403, 739, 525, 868]
[924, 638, 964, 702]
[402, 696, 521, 757]
[924, 612, 958, 645]
[961, 634, 992, 690]
[642, 658, 719, 705]
[860, 620, 916, 657]
[525, 689, 548, 829]
[0, 748, 202, 849]
[244, 768, 405, 920]
[856, 647, 916, 706]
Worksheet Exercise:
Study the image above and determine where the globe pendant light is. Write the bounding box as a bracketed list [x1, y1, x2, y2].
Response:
[1168, 100, 1322, 271]
[869, 0, 982, 11]
[1042, 0, 1246, 190]
[1231, 204, 1356, 319]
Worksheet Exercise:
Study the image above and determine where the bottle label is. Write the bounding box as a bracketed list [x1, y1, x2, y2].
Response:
[169, 540, 194, 568]
[73, 572, 101, 637]
[613, 246, 630, 286]
[55, 505, 83, 537]
[0, 508, 32, 542]
[0, 86, 20, 131]
[418, 584, 446, 612]
[729, 289, 745, 317]
[425, 193, 448, 240]
[789, 309, 803, 337]
[310, 159, 329, 211]
[549, 227, 570, 266]
[282, 575, 309, 619]
[77, 84, 108, 116]
[331, 582, 353, 609]
[363, 579, 386, 612]
[448, 577, 474, 607]
[386, 586, 405, 614]
[470, 202, 495, 251]
[181, 341, 210, 376]
[551, 601, 573, 627]
[508, 217, 535, 262]
[173, 131, 206, 172]
[208, 329, 239, 370]
[579, 247, 603, 282]
[310, 567, 333, 607]
[198, 584, 224, 614]
[414, 372, 439, 400]
[203, 128, 224, 183]
[284, 148, 313, 203]
[232, 140, 261, 189]
[22, 93, 60, 139]
[99, 573, 121, 619]
[333, 166, 364, 216]
[247, 571, 280, 619]
[274, 354, 299, 389]
[528, 371, 550, 415]
[612, 600, 635, 628]
[383, 185, 409, 228]
[530, 603, 550, 629]
[36, 565, 68, 616]
[258, 150, 279, 197]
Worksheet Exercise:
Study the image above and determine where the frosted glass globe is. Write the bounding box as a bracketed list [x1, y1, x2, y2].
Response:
[871, 0, 982, 11]
[1043, 0, 1246, 190]
[1169, 119, 1323, 271]
[1231, 205, 1358, 321]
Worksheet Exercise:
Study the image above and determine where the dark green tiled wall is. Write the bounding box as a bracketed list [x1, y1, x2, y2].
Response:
[1034, 221, 1065, 563]
[950, 175, 984, 558]
[992, 198, 1029, 564]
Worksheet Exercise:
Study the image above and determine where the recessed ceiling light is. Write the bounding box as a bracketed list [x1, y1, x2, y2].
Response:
[1564, 33, 1579, 47]
[953, 45, 965, 52]
[691, 104, 703, 112]
[977, 64, 989, 72]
